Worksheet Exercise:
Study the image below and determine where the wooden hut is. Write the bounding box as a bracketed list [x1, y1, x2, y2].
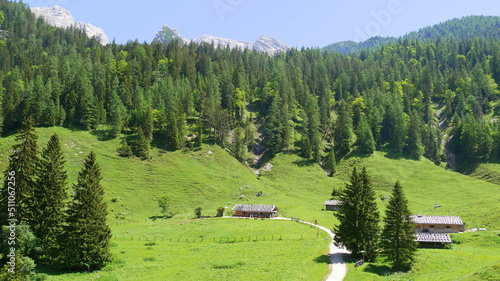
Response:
[323, 200, 343, 211]
[232, 204, 278, 218]
[411, 215, 465, 233]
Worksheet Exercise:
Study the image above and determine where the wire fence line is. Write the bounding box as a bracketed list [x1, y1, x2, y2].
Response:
[111, 233, 330, 243]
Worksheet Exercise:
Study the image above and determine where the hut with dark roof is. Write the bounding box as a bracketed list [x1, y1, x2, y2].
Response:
[232, 204, 278, 218]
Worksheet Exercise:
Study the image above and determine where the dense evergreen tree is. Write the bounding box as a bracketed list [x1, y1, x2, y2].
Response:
[117, 137, 134, 157]
[133, 126, 150, 160]
[356, 115, 376, 154]
[325, 147, 336, 177]
[334, 101, 354, 157]
[31, 134, 68, 264]
[334, 167, 380, 261]
[0, 117, 38, 226]
[60, 152, 111, 271]
[381, 181, 417, 270]
[405, 112, 425, 160]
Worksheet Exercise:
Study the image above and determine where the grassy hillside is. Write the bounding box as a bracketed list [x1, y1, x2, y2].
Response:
[1, 127, 499, 280]
[335, 152, 500, 230]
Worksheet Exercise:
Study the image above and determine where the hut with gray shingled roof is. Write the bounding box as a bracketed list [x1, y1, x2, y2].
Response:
[323, 199, 343, 211]
[411, 215, 465, 233]
[232, 204, 278, 218]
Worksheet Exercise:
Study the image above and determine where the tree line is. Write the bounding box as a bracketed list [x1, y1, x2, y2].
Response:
[2, 1, 500, 169]
[0, 118, 111, 280]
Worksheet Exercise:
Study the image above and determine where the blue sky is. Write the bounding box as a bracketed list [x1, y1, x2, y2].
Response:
[20, 0, 500, 47]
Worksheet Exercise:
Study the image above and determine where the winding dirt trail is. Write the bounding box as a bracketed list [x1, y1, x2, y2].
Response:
[271, 218, 350, 280]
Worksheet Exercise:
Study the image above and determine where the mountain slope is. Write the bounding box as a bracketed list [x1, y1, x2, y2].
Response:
[324, 15, 500, 54]
[30, 6, 109, 45]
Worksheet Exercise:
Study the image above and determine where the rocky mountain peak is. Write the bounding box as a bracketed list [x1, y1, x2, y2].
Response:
[30, 6, 109, 45]
[154, 25, 290, 55]
[153, 24, 189, 45]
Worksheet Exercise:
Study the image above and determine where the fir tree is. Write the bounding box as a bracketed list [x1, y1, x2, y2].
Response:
[356, 115, 376, 154]
[143, 106, 154, 142]
[195, 117, 203, 148]
[334, 167, 380, 261]
[325, 147, 336, 177]
[31, 134, 68, 264]
[60, 152, 111, 271]
[0, 117, 38, 227]
[381, 181, 417, 270]
[134, 127, 150, 160]
[107, 91, 126, 139]
[335, 101, 354, 157]
[117, 138, 134, 157]
[405, 112, 424, 160]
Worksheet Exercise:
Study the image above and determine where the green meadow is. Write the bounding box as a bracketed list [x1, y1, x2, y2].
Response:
[1, 127, 499, 280]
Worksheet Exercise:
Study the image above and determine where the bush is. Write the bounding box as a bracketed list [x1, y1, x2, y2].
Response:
[217, 207, 225, 217]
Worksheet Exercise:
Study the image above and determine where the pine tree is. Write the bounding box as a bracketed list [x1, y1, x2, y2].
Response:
[195, 117, 203, 148]
[381, 181, 417, 270]
[0, 117, 38, 227]
[107, 91, 126, 139]
[117, 138, 134, 157]
[335, 101, 354, 157]
[31, 134, 68, 264]
[356, 115, 376, 154]
[404, 112, 424, 160]
[143, 106, 154, 142]
[334, 167, 380, 261]
[325, 147, 336, 177]
[133, 127, 150, 160]
[60, 152, 111, 271]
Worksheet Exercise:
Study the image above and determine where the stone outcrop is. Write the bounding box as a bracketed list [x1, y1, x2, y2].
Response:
[30, 6, 109, 45]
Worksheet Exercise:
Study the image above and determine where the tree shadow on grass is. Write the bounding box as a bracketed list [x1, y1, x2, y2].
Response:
[148, 215, 174, 221]
[362, 263, 394, 275]
[90, 128, 115, 141]
[313, 254, 331, 264]
[36, 266, 83, 276]
[292, 158, 316, 167]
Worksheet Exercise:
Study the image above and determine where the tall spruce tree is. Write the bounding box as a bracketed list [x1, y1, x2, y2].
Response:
[334, 167, 380, 261]
[0, 117, 38, 227]
[31, 134, 68, 264]
[134, 126, 150, 160]
[356, 115, 376, 154]
[325, 147, 336, 177]
[60, 152, 111, 271]
[381, 181, 417, 270]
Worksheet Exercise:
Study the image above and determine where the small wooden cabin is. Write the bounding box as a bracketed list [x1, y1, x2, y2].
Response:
[412, 215, 465, 233]
[415, 233, 452, 248]
[232, 204, 278, 218]
[324, 200, 343, 211]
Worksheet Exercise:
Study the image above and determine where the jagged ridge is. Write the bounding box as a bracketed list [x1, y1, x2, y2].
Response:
[153, 24, 290, 55]
[30, 6, 109, 45]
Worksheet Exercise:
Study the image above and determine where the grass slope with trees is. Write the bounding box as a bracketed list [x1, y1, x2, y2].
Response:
[0, 0, 499, 280]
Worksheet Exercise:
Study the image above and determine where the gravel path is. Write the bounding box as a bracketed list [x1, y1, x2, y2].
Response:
[271, 217, 350, 280]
